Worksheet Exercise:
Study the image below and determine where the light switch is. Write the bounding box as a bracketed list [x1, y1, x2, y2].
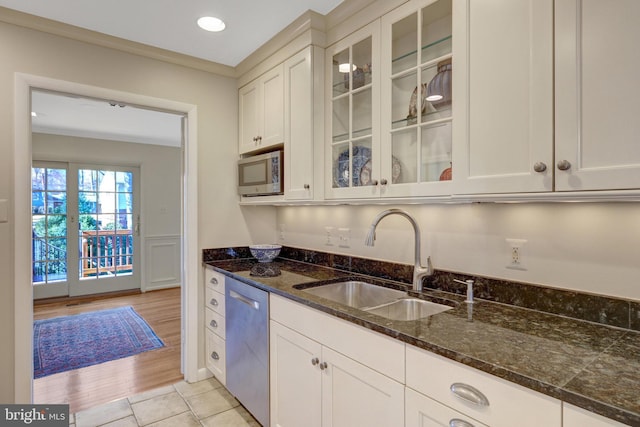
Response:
[0, 199, 7, 223]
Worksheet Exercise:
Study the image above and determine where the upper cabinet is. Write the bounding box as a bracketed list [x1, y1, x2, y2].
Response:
[380, 0, 454, 198]
[452, 0, 554, 194]
[325, 21, 381, 199]
[239, 64, 284, 155]
[555, 0, 640, 191]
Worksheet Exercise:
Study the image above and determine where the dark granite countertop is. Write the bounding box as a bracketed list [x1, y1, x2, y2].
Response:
[205, 258, 640, 426]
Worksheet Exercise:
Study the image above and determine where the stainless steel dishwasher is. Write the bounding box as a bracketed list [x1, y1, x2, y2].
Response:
[225, 277, 269, 427]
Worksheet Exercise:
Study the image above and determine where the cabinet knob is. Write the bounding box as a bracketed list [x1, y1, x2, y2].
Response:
[211, 351, 219, 360]
[533, 162, 547, 173]
[380, 178, 388, 186]
[304, 184, 310, 190]
[449, 419, 475, 427]
[209, 277, 218, 285]
[557, 160, 571, 171]
[319, 362, 328, 370]
[450, 383, 490, 407]
[210, 298, 218, 306]
[210, 320, 218, 328]
[371, 180, 379, 186]
[311, 357, 319, 366]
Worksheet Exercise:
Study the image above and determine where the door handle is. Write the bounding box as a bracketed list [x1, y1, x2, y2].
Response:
[229, 290, 260, 310]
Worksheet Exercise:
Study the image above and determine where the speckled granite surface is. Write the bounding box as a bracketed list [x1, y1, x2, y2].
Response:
[203, 247, 640, 426]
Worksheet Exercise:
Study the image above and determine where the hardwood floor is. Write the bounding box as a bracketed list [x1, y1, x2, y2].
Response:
[33, 287, 182, 413]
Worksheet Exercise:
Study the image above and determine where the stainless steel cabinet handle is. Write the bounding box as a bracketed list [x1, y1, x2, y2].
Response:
[304, 184, 310, 189]
[209, 277, 218, 285]
[319, 362, 328, 370]
[210, 320, 218, 328]
[230, 290, 260, 310]
[450, 383, 490, 407]
[557, 159, 571, 171]
[380, 178, 388, 185]
[210, 298, 218, 306]
[311, 357, 319, 366]
[211, 351, 219, 360]
[533, 162, 547, 173]
[371, 179, 379, 186]
[450, 419, 475, 427]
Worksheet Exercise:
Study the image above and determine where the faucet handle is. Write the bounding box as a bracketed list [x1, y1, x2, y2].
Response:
[453, 279, 474, 304]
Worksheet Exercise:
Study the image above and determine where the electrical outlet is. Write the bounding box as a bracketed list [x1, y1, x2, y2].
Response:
[279, 223, 286, 241]
[338, 227, 351, 248]
[506, 238, 527, 270]
[324, 226, 334, 246]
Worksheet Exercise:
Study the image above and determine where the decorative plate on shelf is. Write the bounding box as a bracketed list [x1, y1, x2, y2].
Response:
[333, 145, 403, 187]
[359, 157, 402, 186]
[406, 83, 427, 124]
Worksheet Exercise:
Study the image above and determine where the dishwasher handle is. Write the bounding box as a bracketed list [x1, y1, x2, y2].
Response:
[229, 289, 260, 310]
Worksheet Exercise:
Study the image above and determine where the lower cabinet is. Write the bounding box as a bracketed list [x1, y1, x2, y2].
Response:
[204, 266, 226, 385]
[270, 295, 404, 427]
[563, 403, 629, 427]
[406, 387, 487, 427]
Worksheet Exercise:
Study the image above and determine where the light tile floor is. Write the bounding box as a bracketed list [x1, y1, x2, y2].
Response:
[70, 377, 261, 427]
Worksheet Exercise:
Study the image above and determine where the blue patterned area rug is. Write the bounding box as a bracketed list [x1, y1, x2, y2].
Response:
[34, 306, 164, 379]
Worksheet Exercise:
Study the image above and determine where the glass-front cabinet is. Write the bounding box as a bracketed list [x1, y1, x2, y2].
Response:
[325, 21, 380, 199]
[381, 0, 453, 197]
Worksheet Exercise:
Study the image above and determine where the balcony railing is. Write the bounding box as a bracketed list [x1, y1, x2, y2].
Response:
[81, 230, 133, 277]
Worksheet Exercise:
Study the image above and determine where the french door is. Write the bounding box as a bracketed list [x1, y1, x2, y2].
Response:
[32, 162, 140, 298]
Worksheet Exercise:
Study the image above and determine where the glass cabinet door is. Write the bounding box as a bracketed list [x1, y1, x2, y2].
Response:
[382, 0, 453, 195]
[326, 22, 380, 198]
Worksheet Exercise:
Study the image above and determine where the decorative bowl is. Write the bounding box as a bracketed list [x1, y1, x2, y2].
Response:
[249, 244, 282, 263]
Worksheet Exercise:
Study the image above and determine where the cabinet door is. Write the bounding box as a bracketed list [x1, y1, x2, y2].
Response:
[270, 321, 322, 427]
[555, 0, 640, 191]
[239, 81, 261, 154]
[563, 403, 629, 427]
[325, 21, 381, 199]
[261, 65, 285, 148]
[406, 387, 488, 427]
[284, 47, 316, 200]
[321, 346, 404, 427]
[453, 0, 554, 194]
[381, 0, 454, 197]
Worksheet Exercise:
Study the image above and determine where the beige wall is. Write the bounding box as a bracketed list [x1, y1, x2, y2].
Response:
[0, 19, 276, 403]
[278, 203, 640, 301]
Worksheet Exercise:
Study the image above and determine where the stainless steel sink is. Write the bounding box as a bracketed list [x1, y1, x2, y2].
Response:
[364, 298, 453, 321]
[300, 281, 405, 309]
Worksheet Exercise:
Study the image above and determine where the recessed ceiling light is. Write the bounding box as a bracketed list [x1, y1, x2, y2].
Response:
[197, 16, 226, 32]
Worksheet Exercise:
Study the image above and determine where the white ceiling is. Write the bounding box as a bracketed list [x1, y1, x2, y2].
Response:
[0, 0, 344, 66]
[7, 0, 345, 146]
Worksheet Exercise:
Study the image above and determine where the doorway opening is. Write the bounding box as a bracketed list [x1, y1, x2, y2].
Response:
[14, 74, 200, 407]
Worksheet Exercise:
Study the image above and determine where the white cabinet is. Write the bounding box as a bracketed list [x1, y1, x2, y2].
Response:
[239, 64, 284, 154]
[270, 294, 404, 427]
[325, 21, 381, 199]
[284, 46, 324, 201]
[204, 266, 226, 384]
[406, 387, 488, 427]
[406, 345, 561, 427]
[555, 0, 640, 191]
[453, 0, 554, 194]
[380, 0, 455, 198]
[563, 403, 629, 427]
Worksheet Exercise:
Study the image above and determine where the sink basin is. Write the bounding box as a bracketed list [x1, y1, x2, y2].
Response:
[299, 281, 405, 309]
[364, 298, 453, 321]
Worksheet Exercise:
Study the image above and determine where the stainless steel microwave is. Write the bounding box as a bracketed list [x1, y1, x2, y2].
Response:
[238, 150, 283, 196]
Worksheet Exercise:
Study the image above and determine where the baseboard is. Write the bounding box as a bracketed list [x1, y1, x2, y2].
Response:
[195, 367, 214, 383]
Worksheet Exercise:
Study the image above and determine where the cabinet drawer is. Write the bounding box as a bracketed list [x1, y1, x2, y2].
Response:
[205, 329, 226, 385]
[205, 287, 225, 315]
[204, 267, 225, 293]
[406, 387, 488, 427]
[270, 294, 405, 383]
[406, 345, 561, 427]
[205, 307, 225, 339]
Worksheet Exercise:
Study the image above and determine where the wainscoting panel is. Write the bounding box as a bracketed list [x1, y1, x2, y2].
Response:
[145, 235, 181, 291]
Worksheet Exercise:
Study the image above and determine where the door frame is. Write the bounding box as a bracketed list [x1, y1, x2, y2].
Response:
[13, 73, 200, 402]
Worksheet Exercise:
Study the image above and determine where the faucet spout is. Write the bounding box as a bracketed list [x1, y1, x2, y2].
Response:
[364, 209, 432, 291]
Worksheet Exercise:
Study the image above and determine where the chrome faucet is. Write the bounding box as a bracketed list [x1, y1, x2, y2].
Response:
[364, 208, 432, 292]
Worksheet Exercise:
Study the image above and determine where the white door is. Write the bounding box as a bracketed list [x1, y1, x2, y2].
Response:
[321, 346, 404, 427]
[270, 321, 322, 427]
[555, 0, 640, 191]
[31, 163, 141, 298]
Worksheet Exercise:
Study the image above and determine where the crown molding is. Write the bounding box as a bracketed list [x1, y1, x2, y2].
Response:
[0, 6, 235, 77]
